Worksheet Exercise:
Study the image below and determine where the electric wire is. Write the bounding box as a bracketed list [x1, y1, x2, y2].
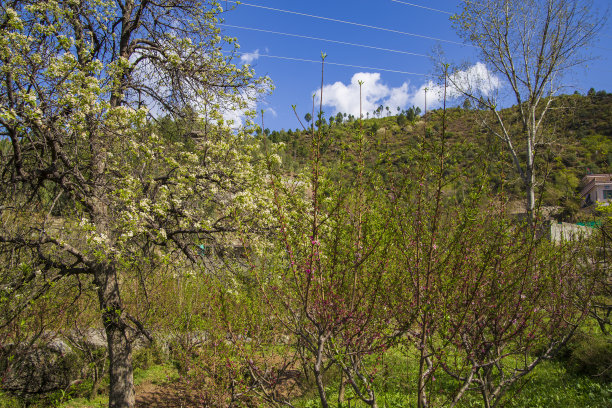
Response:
[390, 0, 453, 15]
[225, 1, 472, 47]
[397, 0, 612, 51]
[460, 1, 612, 43]
[220, 24, 429, 57]
[230, 51, 428, 76]
[221, 2, 610, 83]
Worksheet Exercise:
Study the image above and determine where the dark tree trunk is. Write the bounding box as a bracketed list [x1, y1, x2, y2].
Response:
[106, 322, 135, 408]
[95, 264, 135, 408]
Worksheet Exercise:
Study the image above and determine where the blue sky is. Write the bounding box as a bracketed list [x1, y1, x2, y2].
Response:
[220, 0, 612, 131]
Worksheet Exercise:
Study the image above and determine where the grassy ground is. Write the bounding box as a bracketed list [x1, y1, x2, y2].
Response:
[293, 358, 612, 408]
[1, 351, 610, 407]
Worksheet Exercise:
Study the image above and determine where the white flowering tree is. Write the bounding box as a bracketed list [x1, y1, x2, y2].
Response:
[0, 1, 268, 407]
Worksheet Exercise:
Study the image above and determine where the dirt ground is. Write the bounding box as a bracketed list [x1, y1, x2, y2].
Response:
[134, 367, 304, 407]
[135, 382, 205, 408]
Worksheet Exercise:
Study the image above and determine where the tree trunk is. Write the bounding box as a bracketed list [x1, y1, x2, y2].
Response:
[525, 124, 536, 225]
[89, 366, 101, 400]
[417, 326, 432, 408]
[95, 264, 135, 408]
[417, 358, 429, 408]
[106, 322, 135, 408]
[479, 369, 493, 408]
[314, 334, 329, 408]
[338, 371, 345, 407]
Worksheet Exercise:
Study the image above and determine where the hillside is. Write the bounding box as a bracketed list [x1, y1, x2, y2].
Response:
[259, 91, 612, 220]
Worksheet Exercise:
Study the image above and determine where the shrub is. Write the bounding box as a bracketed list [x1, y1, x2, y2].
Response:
[0, 392, 22, 408]
[565, 332, 612, 382]
[132, 345, 166, 371]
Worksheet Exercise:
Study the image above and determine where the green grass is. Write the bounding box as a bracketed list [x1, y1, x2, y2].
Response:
[293, 358, 612, 408]
[0, 386, 106, 408]
[2, 348, 609, 407]
[0, 391, 22, 408]
[501, 362, 612, 408]
[58, 393, 108, 408]
[133, 363, 178, 387]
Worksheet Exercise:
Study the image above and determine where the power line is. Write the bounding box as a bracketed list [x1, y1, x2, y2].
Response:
[460, 1, 612, 41]
[230, 51, 428, 76]
[225, 1, 471, 47]
[390, 0, 453, 15]
[220, 24, 429, 58]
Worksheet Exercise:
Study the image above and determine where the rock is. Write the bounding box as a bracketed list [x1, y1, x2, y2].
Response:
[1, 341, 81, 394]
[48, 339, 72, 355]
[1, 328, 161, 395]
[65, 328, 107, 350]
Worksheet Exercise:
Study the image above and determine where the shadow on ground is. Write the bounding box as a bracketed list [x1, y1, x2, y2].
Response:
[136, 383, 206, 408]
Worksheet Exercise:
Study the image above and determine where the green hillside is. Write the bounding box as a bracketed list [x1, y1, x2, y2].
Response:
[259, 91, 612, 220]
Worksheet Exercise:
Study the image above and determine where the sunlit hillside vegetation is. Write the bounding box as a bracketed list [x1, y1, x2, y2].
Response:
[259, 90, 612, 220]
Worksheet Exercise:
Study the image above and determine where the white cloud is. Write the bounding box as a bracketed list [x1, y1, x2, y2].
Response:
[221, 104, 252, 129]
[317, 63, 501, 116]
[240, 49, 260, 65]
[450, 62, 501, 96]
[316, 72, 397, 117]
[387, 82, 411, 112]
[267, 107, 278, 118]
[222, 101, 277, 130]
[411, 62, 502, 110]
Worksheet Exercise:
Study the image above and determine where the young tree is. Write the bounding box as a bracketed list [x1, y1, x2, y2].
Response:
[397, 114, 407, 127]
[391, 69, 463, 408]
[336, 112, 344, 124]
[390, 73, 592, 406]
[405, 106, 421, 122]
[436, 210, 592, 408]
[0, 1, 267, 407]
[451, 0, 605, 222]
[590, 206, 612, 334]
[253, 63, 400, 408]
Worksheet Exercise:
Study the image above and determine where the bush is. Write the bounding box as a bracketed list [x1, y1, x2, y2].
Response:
[396, 114, 407, 127]
[133, 344, 166, 371]
[564, 332, 612, 382]
[0, 391, 22, 408]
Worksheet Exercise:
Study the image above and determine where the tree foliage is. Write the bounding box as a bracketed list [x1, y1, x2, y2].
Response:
[0, 1, 268, 407]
